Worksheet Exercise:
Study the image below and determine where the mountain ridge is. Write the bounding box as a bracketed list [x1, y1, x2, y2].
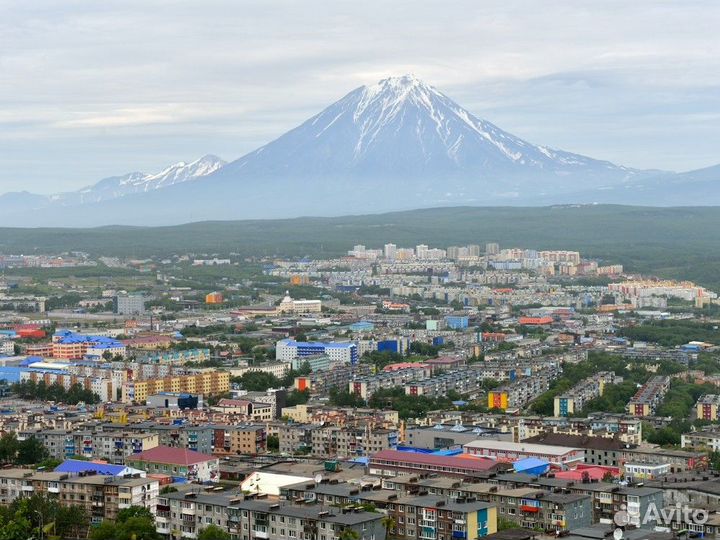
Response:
[0, 75, 718, 226]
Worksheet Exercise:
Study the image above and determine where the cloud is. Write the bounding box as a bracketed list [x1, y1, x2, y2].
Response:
[0, 0, 719, 192]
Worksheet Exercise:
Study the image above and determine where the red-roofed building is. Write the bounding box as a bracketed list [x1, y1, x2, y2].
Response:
[518, 316, 554, 326]
[383, 362, 430, 373]
[554, 465, 620, 481]
[125, 445, 219, 482]
[369, 449, 511, 479]
[424, 356, 467, 372]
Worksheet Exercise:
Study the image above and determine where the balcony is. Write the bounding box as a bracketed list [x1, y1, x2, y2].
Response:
[21, 485, 33, 492]
[253, 529, 270, 539]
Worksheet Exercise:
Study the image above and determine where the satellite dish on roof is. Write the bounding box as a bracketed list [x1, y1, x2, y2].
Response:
[314, 474, 323, 485]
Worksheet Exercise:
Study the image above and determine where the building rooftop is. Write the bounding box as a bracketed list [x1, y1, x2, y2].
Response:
[128, 445, 216, 465]
[371, 449, 501, 472]
[463, 439, 582, 457]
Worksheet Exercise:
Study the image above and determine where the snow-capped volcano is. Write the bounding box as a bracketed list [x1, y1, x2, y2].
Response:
[224, 74, 635, 190]
[2, 75, 701, 227]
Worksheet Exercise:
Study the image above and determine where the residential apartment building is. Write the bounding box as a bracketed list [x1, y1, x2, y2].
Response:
[212, 399, 273, 422]
[682, 427, 720, 451]
[126, 446, 220, 483]
[0, 468, 158, 524]
[227, 499, 386, 540]
[122, 371, 230, 403]
[627, 376, 670, 417]
[695, 394, 720, 421]
[156, 489, 243, 538]
[487, 369, 560, 411]
[553, 372, 620, 417]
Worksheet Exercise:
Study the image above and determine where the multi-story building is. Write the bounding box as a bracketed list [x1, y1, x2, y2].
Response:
[487, 371, 559, 411]
[276, 339, 358, 365]
[682, 427, 720, 451]
[627, 376, 670, 417]
[463, 440, 585, 468]
[294, 364, 372, 395]
[51, 330, 126, 359]
[695, 394, 720, 421]
[212, 399, 273, 421]
[521, 433, 623, 468]
[227, 499, 386, 540]
[379, 474, 660, 530]
[122, 371, 230, 403]
[553, 372, 620, 417]
[19, 369, 117, 402]
[138, 348, 211, 365]
[239, 389, 287, 418]
[278, 424, 315, 455]
[363, 492, 497, 540]
[114, 293, 146, 315]
[405, 367, 506, 399]
[156, 489, 244, 538]
[92, 431, 160, 464]
[620, 446, 707, 473]
[0, 468, 159, 524]
[126, 445, 220, 483]
[369, 449, 509, 479]
[350, 366, 431, 400]
[516, 415, 642, 445]
[277, 292, 322, 314]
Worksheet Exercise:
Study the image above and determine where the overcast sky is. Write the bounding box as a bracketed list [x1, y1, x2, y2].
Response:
[1, 1, 719, 194]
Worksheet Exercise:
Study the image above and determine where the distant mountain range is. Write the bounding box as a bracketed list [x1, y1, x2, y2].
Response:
[0, 75, 717, 226]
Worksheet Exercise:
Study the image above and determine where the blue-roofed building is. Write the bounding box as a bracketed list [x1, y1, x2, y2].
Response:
[512, 457, 550, 476]
[0, 367, 21, 383]
[19, 356, 43, 367]
[52, 331, 126, 360]
[276, 339, 358, 365]
[349, 321, 374, 332]
[54, 459, 147, 477]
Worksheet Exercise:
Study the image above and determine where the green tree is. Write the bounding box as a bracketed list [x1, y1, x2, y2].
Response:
[0, 433, 19, 464]
[198, 524, 232, 540]
[267, 434, 279, 452]
[235, 371, 282, 392]
[381, 515, 397, 538]
[117, 505, 155, 523]
[90, 514, 161, 540]
[285, 389, 310, 407]
[55, 504, 89, 539]
[338, 528, 361, 540]
[16, 437, 48, 465]
[328, 388, 365, 408]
